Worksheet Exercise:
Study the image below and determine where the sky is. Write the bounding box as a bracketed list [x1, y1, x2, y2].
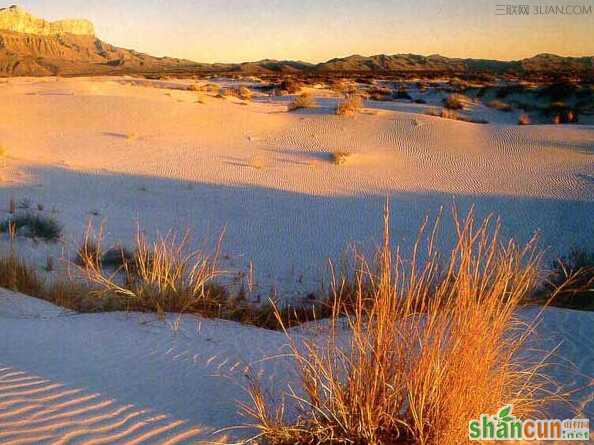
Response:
[9, 0, 594, 63]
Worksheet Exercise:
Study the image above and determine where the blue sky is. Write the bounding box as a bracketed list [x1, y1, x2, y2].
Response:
[10, 0, 594, 62]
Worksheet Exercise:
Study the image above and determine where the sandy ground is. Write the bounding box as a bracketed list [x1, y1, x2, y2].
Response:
[0, 291, 592, 444]
[0, 76, 592, 297]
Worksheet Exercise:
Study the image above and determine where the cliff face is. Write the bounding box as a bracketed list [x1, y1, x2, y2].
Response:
[0, 5, 94, 36]
[0, 6, 203, 76]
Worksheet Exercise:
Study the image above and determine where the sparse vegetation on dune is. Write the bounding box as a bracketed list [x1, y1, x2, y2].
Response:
[335, 95, 363, 116]
[487, 99, 513, 112]
[278, 78, 303, 95]
[443, 93, 470, 110]
[0, 249, 44, 296]
[288, 92, 317, 111]
[241, 210, 560, 445]
[0, 212, 62, 241]
[536, 248, 594, 310]
[518, 113, 531, 125]
[424, 107, 487, 124]
[329, 151, 351, 165]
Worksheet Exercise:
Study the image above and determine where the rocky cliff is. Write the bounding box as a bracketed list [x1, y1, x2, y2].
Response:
[0, 5, 94, 36]
[0, 6, 204, 76]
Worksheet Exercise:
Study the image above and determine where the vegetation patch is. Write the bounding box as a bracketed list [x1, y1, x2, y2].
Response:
[0, 212, 62, 241]
[241, 211, 558, 445]
[288, 92, 317, 111]
[336, 95, 363, 116]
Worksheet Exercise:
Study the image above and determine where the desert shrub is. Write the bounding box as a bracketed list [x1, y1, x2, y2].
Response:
[440, 108, 459, 120]
[536, 248, 594, 310]
[279, 78, 303, 94]
[393, 88, 412, 100]
[288, 92, 317, 111]
[0, 213, 62, 241]
[425, 108, 480, 122]
[487, 99, 513, 111]
[443, 93, 469, 110]
[237, 86, 253, 100]
[544, 102, 578, 124]
[242, 211, 558, 445]
[518, 113, 531, 125]
[329, 151, 351, 165]
[223, 86, 253, 100]
[335, 95, 363, 116]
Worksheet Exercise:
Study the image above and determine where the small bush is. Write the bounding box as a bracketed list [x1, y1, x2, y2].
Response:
[0, 213, 62, 241]
[279, 78, 303, 94]
[487, 99, 512, 112]
[518, 113, 531, 125]
[329, 151, 351, 165]
[288, 92, 317, 111]
[335, 95, 363, 116]
[443, 93, 469, 110]
[393, 88, 412, 100]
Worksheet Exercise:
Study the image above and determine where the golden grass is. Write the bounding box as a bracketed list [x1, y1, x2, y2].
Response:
[0, 251, 44, 296]
[288, 92, 317, 111]
[77, 226, 225, 315]
[443, 93, 469, 110]
[336, 95, 363, 116]
[240, 209, 560, 445]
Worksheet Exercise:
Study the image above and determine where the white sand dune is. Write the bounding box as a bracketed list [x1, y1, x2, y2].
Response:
[0, 291, 592, 444]
[0, 76, 592, 296]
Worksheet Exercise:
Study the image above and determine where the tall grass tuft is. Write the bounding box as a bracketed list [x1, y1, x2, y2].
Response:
[241, 208, 558, 445]
[336, 95, 363, 116]
[77, 226, 225, 315]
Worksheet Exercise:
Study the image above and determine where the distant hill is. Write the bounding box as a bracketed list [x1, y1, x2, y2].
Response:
[0, 6, 592, 77]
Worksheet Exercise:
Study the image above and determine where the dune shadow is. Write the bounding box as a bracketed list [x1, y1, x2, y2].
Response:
[0, 164, 592, 297]
[102, 131, 135, 139]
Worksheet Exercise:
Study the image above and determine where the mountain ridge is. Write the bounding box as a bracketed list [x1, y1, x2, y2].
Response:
[0, 6, 592, 77]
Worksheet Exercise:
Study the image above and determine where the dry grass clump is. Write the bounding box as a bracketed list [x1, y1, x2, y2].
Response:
[518, 113, 531, 125]
[77, 227, 224, 314]
[443, 93, 469, 110]
[288, 92, 317, 111]
[329, 151, 351, 165]
[335, 95, 363, 116]
[242, 210, 558, 445]
[487, 99, 513, 112]
[0, 250, 44, 296]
